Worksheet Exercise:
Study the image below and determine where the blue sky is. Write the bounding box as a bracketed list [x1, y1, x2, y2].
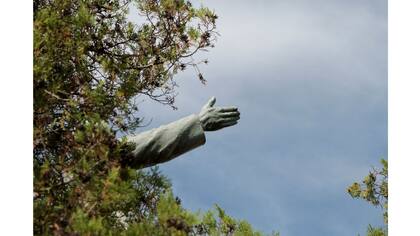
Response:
[131, 0, 387, 235]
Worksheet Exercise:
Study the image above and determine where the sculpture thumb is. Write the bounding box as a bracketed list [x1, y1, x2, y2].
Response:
[204, 96, 216, 108]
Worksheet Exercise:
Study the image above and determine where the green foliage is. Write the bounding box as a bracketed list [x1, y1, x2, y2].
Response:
[348, 159, 388, 236]
[66, 191, 269, 236]
[34, 0, 273, 235]
[365, 225, 387, 236]
[124, 192, 271, 236]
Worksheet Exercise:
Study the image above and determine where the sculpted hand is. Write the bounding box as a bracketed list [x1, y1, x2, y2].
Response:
[198, 97, 240, 131]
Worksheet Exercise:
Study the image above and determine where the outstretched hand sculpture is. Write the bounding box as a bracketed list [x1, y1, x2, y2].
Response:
[126, 97, 240, 168]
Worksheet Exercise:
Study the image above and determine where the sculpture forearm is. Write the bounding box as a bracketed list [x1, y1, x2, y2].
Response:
[126, 114, 206, 168]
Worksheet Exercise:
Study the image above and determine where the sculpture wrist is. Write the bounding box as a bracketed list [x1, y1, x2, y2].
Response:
[198, 112, 208, 131]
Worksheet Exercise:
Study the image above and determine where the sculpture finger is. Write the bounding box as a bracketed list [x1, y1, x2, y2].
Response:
[219, 116, 240, 123]
[220, 111, 240, 118]
[203, 96, 216, 109]
[221, 120, 238, 128]
[219, 106, 238, 112]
